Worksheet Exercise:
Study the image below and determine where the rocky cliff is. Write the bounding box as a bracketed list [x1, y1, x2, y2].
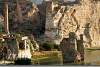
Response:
[45, 0, 100, 48]
[0, 0, 100, 48]
[0, 0, 46, 37]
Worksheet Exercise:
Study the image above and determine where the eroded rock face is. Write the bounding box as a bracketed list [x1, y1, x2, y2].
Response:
[8, 0, 39, 22]
[0, 0, 46, 37]
[45, 0, 100, 47]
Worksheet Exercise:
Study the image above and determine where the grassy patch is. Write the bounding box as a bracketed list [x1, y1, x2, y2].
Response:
[31, 51, 63, 65]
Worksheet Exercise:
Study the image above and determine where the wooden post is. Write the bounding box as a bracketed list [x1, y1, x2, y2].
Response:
[4, 0, 10, 34]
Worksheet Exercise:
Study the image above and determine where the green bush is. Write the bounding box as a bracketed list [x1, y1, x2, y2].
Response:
[42, 43, 53, 51]
[54, 44, 59, 50]
[41, 42, 60, 51]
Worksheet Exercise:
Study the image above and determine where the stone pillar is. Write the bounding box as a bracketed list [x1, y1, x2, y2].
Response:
[45, 1, 52, 30]
[45, 1, 61, 44]
[4, 0, 10, 34]
[24, 40, 27, 50]
[77, 34, 84, 60]
[60, 38, 70, 55]
[69, 32, 77, 50]
[45, 1, 57, 42]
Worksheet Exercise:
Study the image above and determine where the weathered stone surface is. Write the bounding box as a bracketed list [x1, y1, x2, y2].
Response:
[0, 0, 46, 37]
[45, 0, 100, 48]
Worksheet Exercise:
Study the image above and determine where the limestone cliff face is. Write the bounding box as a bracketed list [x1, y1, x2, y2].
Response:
[45, 0, 100, 47]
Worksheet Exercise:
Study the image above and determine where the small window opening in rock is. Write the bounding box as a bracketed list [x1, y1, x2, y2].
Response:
[19, 41, 25, 50]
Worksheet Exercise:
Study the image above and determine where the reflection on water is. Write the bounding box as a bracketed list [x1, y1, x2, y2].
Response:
[84, 50, 100, 65]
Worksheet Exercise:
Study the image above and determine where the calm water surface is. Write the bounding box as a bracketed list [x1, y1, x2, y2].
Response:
[84, 50, 100, 65]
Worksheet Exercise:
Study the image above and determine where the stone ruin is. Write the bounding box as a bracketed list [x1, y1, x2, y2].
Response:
[60, 32, 84, 63]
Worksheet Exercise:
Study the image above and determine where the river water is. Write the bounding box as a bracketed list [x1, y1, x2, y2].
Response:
[0, 50, 100, 65]
[84, 50, 100, 65]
